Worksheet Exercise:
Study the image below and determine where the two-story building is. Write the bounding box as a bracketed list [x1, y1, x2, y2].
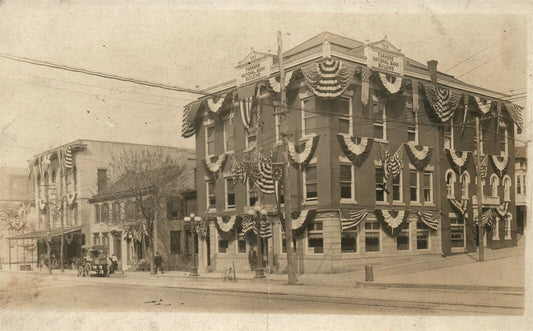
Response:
[182, 32, 523, 274]
[13, 139, 194, 269]
[515, 145, 527, 235]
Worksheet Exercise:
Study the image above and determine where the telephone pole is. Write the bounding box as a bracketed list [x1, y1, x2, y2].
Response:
[277, 31, 297, 284]
[475, 116, 485, 262]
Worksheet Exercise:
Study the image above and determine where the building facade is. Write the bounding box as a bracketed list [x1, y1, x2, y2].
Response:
[182, 32, 523, 274]
[12, 139, 194, 269]
[515, 145, 527, 235]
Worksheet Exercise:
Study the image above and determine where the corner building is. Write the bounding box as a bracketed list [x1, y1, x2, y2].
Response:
[182, 32, 523, 274]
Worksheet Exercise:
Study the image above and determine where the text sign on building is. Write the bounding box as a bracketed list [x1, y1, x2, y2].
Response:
[236, 52, 273, 86]
[366, 47, 404, 76]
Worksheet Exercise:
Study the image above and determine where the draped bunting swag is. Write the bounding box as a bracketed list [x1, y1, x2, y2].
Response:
[473, 96, 492, 114]
[475, 209, 494, 227]
[287, 135, 320, 171]
[279, 209, 317, 236]
[181, 102, 201, 138]
[203, 154, 227, 177]
[217, 216, 236, 232]
[269, 71, 293, 93]
[207, 94, 227, 113]
[404, 142, 433, 170]
[64, 147, 73, 169]
[374, 209, 409, 236]
[339, 209, 368, 231]
[67, 193, 77, 206]
[382, 146, 403, 179]
[494, 202, 510, 218]
[336, 134, 373, 166]
[444, 149, 470, 175]
[255, 152, 275, 194]
[503, 102, 523, 133]
[416, 211, 439, 231]
[378, 73, 403, 94]
[490, 155, 509, 178]
[301, 60, 355, 98]
[361, 66, 371, 105]
[448, 198, 468, 217]
[423, 83, 459, 123]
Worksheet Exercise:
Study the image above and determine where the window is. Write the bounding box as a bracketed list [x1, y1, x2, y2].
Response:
[393, 171, 402, 202]
[95, 204, 101, 223]
[445, 170, 456, 199]
[218, 238, 229, 253]
[372, 96, 386, 140]
[341, 230, 357, 253]
[247, 180, 258, 207]
[461, 172, 470, 199]
[97, 168, 108, 192]
[170, 231, 181, 254]
[365, 221, 380, 252]
[205, 124, 215, 157]
[499, 121, 508, 157]
[450, 216, 465, 248]
[237, 232, 246, 253]
[397, 230, 410, 250]
[112, 202, 121, 223]
[503, 176, 511, 201]
[406, 97, 417, 143]
[307, 220, 323, 254]
[443, 118, 453, 150]
[504, 216, 511, 239]
[302, 98, 318, 136]
[93, 233, 100, 245]
[340, 162, 354, 200]
[207, 181, 216, 210]
[224, 118, 234, 152]
[225, 178, 235, 209]
[335, 98, 352, 135]
[416, 221, 430, 249]
[492, 218, 499, 240]
[102, 233, 109, 246]
[423, 171, 433, 203]
[516, 175, 522, 194]
[375, 167, 386, 202]
[166, 196, 180, 219]
[304, 163, 318, 201]
[101, 203, 109, 223]
[490, 175, 499, 197]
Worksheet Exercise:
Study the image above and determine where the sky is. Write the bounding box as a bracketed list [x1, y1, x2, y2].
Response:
[0, 0, 530, 168]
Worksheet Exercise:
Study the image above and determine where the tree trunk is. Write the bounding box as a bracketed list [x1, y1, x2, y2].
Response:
[149, 228, 155, 275]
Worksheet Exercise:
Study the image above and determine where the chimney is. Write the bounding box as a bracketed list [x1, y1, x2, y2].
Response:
[427, 60, 438, 83]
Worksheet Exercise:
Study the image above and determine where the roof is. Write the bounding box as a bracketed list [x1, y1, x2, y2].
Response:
[515, 146, 527, 159]
[7, 225, 82, 240]
[284, 31, 364, 58]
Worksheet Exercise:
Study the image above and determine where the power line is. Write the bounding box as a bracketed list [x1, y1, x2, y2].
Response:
[444, 34, 511, 73]
[0, 52, 209, 96]
[456, 47, 517, 78]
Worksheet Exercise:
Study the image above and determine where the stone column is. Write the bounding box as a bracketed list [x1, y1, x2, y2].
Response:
[208, 219, 217, 271]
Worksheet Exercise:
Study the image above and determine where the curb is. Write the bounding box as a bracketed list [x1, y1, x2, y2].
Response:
[353, 281, 525, 293]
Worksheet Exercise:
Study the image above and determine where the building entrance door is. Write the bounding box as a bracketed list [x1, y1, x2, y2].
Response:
[450, 215, 465, 252]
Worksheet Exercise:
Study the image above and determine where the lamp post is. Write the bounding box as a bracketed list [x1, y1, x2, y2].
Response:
[183, 213, 201, 276]
[249, 204, 267, 278]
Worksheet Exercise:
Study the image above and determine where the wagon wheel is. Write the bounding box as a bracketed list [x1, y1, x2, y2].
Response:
[77, 265, 84, 277]
[84, 263, 91, 277]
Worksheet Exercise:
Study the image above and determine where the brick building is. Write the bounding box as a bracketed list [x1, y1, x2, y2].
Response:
[515, 145, 527, 235]
[181, 32, 523, 274]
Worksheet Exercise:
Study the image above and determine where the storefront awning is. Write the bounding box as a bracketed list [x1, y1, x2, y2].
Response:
[7, 225, 83, 240]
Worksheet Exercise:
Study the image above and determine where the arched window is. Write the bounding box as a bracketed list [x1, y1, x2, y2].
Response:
[490, 174, 499, 197]
[460, 171, 470, 199]
[445, 169, 456, 198]
[503, 175, 512, 201]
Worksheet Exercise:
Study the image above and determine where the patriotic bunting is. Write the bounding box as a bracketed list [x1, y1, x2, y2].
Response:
[444, 149, 470, 175]
[203, 154, 227, 176]
[181, 101, 202, 138]
[67, 193, 77, 206]
[378, 73, 403, 94]
[207, 94, 227, 113]
[279, 209, 317, 235]
[339, 209, 368, 231]
[473, 96, 492, 114]
[231, 158, 244, 185]
[416, 211, 439, 231]
[215, 216, 237, 239]
[336, 134, 373, 166]
[260, 218, 272, 238]
[404, 142, 433, 170]
[255, 152, 275, 194]
[239, 97, 255, 131]
[240, 215, 256, 234]
[195, 218, 208, 240]
[287, 134, 320, 171]
[473, 153, 489, 179]
[503, 102, 523, 134]
[374, 209, 409, 236]
[301, 59, 355, 98]
[269, 71, 293, 93]
[64, 146, 73, 169]
[361, 66, 371, 105]
[494, 202, 510, 218]
[422, 83, 460, 123]
[475, 208, 495, 228]
[490, 155, 509, 179]
[448, 198, 468, 217]
[382, 146, 403, 179]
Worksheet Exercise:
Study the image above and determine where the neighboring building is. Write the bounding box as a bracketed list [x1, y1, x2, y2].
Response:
[0, 167, 35, 269]
[88, 159, 196, 271]
[8, 139, 194, 270]
[182, 32, 524, 274]
[515, 145, 527, 235]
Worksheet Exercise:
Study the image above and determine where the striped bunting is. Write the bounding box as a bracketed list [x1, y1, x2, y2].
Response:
[302, 59, 355, 98]
[494, 202, 510, 218]
[416, 211, 439, 231]
[64, 146, 73, 169]
[361, 66, 371, 105]
[445, 149, 470, 175]
[475, 209, 494, 227]
[269, 71, 293, 93]
[448, 198, 468, 217]
[207, 94, 227, 113]
[260, 218, 272, 238]
[336, 134, 373, 166]
[239, 97, 254, 131]
[374, 209, 409, 236]
[382, 146, 403, 179]
[423, 83, 459, 123]
[203, 153, 227, 175]
[339, 209, 368, 231]
[287, 134, 320, 171]
[181, 101, 202, 138]
[490, 154, 509, 178]
[473, 96, 492, 114]
[240, 215, 256, 234]
[378, 73, 403, 94]
[256, 152, 275, 194]
[503, 102, 523, 133]
[404, 142, 433, 170]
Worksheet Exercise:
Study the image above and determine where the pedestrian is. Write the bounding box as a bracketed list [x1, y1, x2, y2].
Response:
[248, 247, 257, 271]
[154, 251, 164, 274]
[111, 254, 119, 273]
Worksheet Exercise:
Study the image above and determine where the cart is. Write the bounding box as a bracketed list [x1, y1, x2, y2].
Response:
[78, 245, 110, 277]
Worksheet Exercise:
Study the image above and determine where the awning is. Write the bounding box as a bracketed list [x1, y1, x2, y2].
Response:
[7, 225, 83, 240]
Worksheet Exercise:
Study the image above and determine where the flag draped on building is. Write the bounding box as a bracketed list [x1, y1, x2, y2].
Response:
[374, 209, 408, 236]
[382, 145, 403, 179]
[416, 211, 440, 231]
[181, 101, 202, 138]
[378, 73, 403, 94]
[269, 71, 293, 93]
[475, 209, 495, 227]
[490, 155, 509, 178]
[287, 134, 320, 171]
[448, 198, 468, 218]
[336, 134, 373, 166]
[360, 66, 371, 105]
[339, 209, 368, 231]
[422, 83, 460, 123]
[301, 59, 355, 98]
[445, 149, 470, 175]
[64, 146, 73, 169]
[404, 142, 433, 170]
[255, 152, 275, 194]
[503, 102, 523, 134]
[260, 218, 272, 238]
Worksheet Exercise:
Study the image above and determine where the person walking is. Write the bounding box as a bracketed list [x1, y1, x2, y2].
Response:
[154, 251, 164, 274]
[248, 247, 257, 271]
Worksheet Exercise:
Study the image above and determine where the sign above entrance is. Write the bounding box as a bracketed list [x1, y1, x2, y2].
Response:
[365, 45, 404, 76]
[236, 51, 274, 86]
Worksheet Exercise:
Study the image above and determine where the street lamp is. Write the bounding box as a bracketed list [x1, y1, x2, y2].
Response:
[183, 213, 201, 276]
[248, 204, 267, 278]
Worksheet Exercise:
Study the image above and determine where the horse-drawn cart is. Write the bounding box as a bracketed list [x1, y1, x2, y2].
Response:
[76, 245, 110, 277]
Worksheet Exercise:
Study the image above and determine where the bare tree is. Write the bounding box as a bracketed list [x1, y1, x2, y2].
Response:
[106, 149, 187, 274]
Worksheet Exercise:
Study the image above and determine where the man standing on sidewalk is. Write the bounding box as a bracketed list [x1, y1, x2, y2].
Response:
[154, 251, 163, 274]
[248, 247, 257, 271]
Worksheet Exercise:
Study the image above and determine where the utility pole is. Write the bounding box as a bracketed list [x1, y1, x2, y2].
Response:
[475, 116, 485, 262]
[59, 171, 64, 273]
[277, 30, 297, 284]
[46, 201, 52, 275]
